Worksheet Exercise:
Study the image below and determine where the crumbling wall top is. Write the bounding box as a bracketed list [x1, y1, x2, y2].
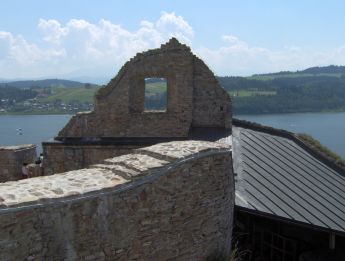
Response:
[0, 141, 230, 210]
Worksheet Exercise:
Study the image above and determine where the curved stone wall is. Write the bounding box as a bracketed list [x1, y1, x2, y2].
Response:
[0, 141, 234, 261]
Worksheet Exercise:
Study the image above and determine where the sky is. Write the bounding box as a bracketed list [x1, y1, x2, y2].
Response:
[1, 0, 345, 83]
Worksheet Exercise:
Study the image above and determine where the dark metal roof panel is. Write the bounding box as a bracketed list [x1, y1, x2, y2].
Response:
[233, 126, 345, 233]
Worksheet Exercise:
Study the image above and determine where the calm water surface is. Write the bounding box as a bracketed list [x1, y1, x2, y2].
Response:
[238, 112, 345, 158]
[0, 115, 71, 153]
[0, 113, 344, 158]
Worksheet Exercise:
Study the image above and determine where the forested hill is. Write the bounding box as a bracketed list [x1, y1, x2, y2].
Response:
[0, 79, 96, 89]
[218, 65, 345, 115]
[2, 65, 345, 115]
[253, 65, 345, 77]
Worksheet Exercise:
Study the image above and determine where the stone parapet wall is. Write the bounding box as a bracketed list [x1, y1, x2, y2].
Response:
[0, 141, 234, 261]
[43, 143, 140, 175]
[0, 144, 36, 182]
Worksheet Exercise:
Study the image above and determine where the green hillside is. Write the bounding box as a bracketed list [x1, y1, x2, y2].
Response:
[248, 65, 345, 80]
[218, 65, 345, 114]
[248, 73, 344, 81]
[39, 87, 99, 103]
[145, 82, 167, 110]
[35, 82, 166, 104]
[145, 82, 167, 96]
[2, 65, 345, 115]
[0, 79, 94, 89]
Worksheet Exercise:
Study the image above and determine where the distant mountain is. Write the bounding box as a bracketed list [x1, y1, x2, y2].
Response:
[0, 78, 10, 83]
[251, 65, 345, 78]
[67, 76, 110, 85]
[0, 79, 98, 89]
[300, 65, 345, 74]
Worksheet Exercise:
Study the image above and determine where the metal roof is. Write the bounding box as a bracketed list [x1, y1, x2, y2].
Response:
[232, 124, 345, 234]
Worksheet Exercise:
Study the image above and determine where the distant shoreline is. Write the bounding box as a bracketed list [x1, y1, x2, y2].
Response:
[234, 108, 345, 116]
[0, 112, 74, 116]
[1, 109, 345, 117]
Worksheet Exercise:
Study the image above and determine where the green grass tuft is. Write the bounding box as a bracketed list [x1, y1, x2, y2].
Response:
[297, 133, 345, 168]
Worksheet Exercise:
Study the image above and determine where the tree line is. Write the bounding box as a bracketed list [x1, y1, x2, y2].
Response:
[218, 74, 345, 114]
[0, 86, 37, 103]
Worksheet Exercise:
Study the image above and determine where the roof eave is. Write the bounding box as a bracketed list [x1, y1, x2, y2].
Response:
[235, 205, 345, 237]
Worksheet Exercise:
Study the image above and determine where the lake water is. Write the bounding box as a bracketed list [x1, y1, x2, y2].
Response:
[0, 115, 71, 153]
[0, 112, 344, 158]
[238, 112, 345, 158]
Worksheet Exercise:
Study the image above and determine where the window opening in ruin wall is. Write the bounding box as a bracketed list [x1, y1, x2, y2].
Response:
[144, 77, 167, 112]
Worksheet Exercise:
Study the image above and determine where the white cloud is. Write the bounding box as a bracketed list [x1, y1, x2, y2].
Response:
[155, 11, 194, 44]
[0, 12, 194, 79]
[38, 19, 67, 44]
[0, 32, 12, 60]
[2, 12, 345, 80]
[196, 35, 345, 76]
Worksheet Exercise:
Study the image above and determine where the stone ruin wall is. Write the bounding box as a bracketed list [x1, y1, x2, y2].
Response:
[0, 144, 36, 182]
[0, 141, 234, 261]
[42, 38, 232, 175]
[192, 57, 232, 128]
[57, 38, 231, 138]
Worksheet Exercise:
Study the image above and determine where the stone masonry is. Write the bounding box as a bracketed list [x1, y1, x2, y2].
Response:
[57, 38, 231, 138]
[0, 141, 234, 261]
[43, 38, 232, 174]
[0, 144, 36, 182]
[43, 144, 138, 175]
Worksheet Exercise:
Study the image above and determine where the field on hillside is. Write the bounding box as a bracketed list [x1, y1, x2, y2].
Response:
[228, 90, 276, 97]
[145, 82, 167, 97]
[218, 66, 345, 114]
[247, 73, 344, 81]
[36, 82, 167, 104]
[38, 87, 99, 103]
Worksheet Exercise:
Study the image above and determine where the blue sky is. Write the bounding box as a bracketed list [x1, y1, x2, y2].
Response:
[1, 0, 345, 82]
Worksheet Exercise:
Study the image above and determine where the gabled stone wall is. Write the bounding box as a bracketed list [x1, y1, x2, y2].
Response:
[57, 38, 231, 138]
[0, 144, 36, 182]
[0, 141, 234, 261]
